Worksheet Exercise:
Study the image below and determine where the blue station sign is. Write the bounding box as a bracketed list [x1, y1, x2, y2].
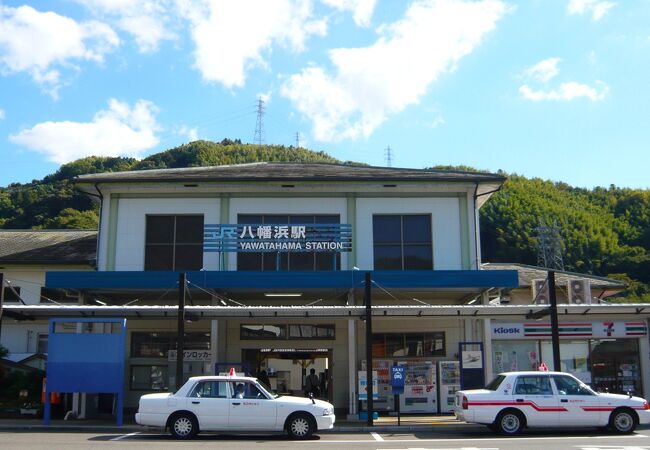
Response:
[204, 223, 352, 253]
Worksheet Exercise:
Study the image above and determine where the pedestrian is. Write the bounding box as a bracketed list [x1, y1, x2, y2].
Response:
[258, 370, 271, 389]
[305, 368, 320, 397]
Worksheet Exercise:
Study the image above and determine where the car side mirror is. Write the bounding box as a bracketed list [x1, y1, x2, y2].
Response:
[309, 392, 315, 404]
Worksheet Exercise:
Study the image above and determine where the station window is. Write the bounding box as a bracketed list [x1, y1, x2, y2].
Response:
[40, 287, 78, 304]
[2, 286, 21, 302]
[37, 333, 48, 354]
[131, 365, 168, 391]
[371, 332, 445, 357]
[130, 332, 210, 357]
[373, 214, 433, 270]
[236, 214, 341, 271]
[241, 324, 335, 340]
[144, 215, 204, 271]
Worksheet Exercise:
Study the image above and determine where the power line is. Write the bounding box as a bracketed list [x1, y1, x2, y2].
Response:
[253, 98, 265, 145]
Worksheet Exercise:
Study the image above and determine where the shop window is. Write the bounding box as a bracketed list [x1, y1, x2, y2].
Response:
[541, 340, 590, 382]
[130, 365, 168, 390]
[236, 214, 341, 271]
[373, 215, 432, 270]
[492, 340, 540, 373]
[514, 375, 552, 395]
[144, 215, 204, 271]
[37, 333, 48, 354]
[40, 287, 78, 304]
[2, 286, 21, 302]
[130, 332, 210, 357]
[590, 339, 641, 395]
[372, 332, 445, 357]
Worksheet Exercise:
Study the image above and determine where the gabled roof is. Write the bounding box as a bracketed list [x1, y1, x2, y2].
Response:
[481, 262, 625, 289]
[0, 230, 97, 265]
[74, 162, 506, 184]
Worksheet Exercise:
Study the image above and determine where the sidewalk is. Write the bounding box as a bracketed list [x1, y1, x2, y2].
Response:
[0, 415, 481, 433]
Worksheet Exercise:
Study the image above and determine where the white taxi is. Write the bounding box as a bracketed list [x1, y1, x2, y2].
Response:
[454, 371, 650, 435]
[135, 374, 335, 439]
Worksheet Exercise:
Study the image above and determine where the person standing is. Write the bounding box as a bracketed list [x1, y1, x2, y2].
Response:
[305, 368, 320, 397]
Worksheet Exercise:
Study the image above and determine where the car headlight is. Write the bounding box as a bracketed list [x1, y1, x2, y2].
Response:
[322, 407, 334, 416]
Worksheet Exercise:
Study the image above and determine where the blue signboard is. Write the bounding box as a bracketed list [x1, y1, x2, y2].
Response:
[203, 223, 352, 253]
[391, 366, 405, 395]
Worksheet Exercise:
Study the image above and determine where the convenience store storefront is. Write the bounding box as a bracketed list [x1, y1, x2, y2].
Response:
[490, 320, 649, 396]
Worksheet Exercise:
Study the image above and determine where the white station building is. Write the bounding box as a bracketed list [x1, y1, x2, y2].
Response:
[1, 162, 648, 419]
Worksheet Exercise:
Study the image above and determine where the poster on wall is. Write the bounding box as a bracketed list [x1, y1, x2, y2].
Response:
[358, 371, 379, 401]
[494, 352, 504, 373]
[462, 351, 483, 369]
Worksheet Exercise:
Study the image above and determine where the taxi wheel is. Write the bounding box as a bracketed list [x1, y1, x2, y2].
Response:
[610, 409, 637, 434]
[287, 413, 315, 440]
[496, 409, 524, 435]
[169, 412, 199, 440]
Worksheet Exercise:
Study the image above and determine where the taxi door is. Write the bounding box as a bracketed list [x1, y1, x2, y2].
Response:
[512, 375, 560, 426]
[552, 374, 603, 426]
[186, 380, 230, 429]
[228, 381, 277, 429]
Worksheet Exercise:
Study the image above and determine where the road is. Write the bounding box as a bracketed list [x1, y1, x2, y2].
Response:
[3, 428, 650, 450]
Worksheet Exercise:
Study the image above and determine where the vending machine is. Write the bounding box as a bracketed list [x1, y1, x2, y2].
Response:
[399, 360, 437, 413]
[438, 360, 460, 413]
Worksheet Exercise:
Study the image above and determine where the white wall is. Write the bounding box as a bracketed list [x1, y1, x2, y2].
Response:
[228, 198, 348, 270]
[2, 269, 45, 305]
[1, 322, 49, 353]
[114, 198, 221, 270]
[355, 197, 463, 270]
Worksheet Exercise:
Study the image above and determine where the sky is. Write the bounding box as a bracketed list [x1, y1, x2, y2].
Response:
[0, 0, 649, 189]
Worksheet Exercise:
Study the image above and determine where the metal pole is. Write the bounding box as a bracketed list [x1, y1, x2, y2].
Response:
[176, 273, 186, 391]
[364, 271, 373, 427]
[0, 272, 4, 341]
[548, 270, 561, 371]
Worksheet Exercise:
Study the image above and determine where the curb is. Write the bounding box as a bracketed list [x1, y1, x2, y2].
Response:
[0, 423, 483, 434]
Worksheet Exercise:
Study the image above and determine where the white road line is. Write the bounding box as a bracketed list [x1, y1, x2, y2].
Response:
[381, 448, 499, 450]
[296, 434, 647, 444]
[109, 432, 141, 441]
[371, 432, 385, 441]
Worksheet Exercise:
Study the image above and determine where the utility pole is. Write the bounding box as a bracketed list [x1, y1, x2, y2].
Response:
[0, 273, 4, 341]
[295, 132, 301, 148]
[364, 272, 373, 427]
[548, 270, 561, 371]
[253, 98, 265, 145]
[176, 273, 186, 391]
[384, 146, 393, 167]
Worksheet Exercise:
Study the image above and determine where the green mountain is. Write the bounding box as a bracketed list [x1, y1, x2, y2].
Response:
[1, 140, 649, 301]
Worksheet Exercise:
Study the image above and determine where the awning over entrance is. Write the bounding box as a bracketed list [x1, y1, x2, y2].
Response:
[4, 303, 650, 320]
[45, 269, 519, 291]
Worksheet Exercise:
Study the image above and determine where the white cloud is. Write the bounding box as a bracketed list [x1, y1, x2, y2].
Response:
[567, 0, 616, 21]
[321, 0, 377, 26]
[519, 82, 608, 102]
[180, 0, 327, 88]
[524, 57, 561, 83]
[0, 108, 5, 120]
[281, 0, 508, 142]
[178, 125, 199, 141]
[520, 57, 608, 102]
[0, 5, 119, 98]
[9, 99, 160, 164]
[76, 0, 175, 53]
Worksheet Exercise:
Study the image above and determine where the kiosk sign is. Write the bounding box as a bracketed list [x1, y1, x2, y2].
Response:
[391, 366, 405, 395]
